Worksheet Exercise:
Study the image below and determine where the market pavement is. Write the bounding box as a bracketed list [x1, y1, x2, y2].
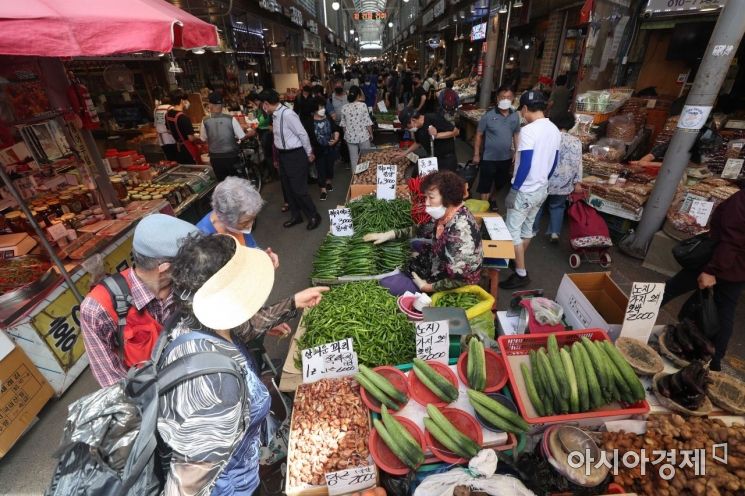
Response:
[1, 142, 744, 494]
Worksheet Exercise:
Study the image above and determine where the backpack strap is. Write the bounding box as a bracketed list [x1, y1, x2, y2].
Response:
[100, 272, 132, 363]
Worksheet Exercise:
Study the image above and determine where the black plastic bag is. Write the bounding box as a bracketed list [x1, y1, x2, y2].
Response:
[381, 471, 415, 495]
[679, 288, 720, 339]
[457, 161, 478, 192]
[672, 233, 717, 270]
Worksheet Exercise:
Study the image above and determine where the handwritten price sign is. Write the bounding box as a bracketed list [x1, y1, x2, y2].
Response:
[302, 338, 359, 383]
[418, 157, 438, 176]
[376, 164, 397, 200]
[415, 320, 449, 364]
[325, 464, 376, 495]
[329, 208, 354, 237]
[620, 282, 665, 343]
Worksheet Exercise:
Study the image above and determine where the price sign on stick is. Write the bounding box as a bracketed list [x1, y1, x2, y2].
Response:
[418, 157, 438, 176]
[376, 164, 397, 200]
[325, 464, 376, 495]
[415, 320, 449, 364]
[620, 282, 665, 343]
[689, 200, 715, 226]
[301, 338, 359, 383]
[721, 158, 744, 179]
[329, 208, 354, 237]
[354, 160, 370, 174]
[377, 100, 388, 113]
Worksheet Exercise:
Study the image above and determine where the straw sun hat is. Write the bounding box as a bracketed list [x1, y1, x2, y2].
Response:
[192, 239, 275, 330]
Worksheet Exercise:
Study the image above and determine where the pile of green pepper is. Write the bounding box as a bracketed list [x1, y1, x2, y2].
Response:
[296, 281, 416, 368]
[311, 236, 410, 280]
[434, 292, 482, 309]
[348, 195, 412, 235]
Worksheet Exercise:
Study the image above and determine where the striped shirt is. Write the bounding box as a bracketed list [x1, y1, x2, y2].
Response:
[80, 270, 174, 387]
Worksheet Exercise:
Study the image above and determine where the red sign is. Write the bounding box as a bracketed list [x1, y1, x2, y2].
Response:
[353, 11, 386, 20]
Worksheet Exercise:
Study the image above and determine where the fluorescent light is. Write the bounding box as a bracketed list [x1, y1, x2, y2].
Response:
[193, 48, 206, 54]
[254, 72, 259, 77]
[513, 0, 523, 6]
[263, 27, 269, 31]
[332, 1, 340, 10]
[350, 29, 355, 34]
[509, 55, 515, 61]
[498, 3, 508, 13]
[524, 43, 530, 49]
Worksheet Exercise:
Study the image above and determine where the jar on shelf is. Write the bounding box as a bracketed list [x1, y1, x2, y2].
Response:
[5, 211, 26, 233]
[110, 176, 128, 200]
[59, 213, 77, 230]
[72, 188, 89, 210]
[60, 194, 82, 214]
[118, 151, 135, 169]
[48, 199, 64, 218]
[105, 149, 121, 171]
[36, 206, 54, 226]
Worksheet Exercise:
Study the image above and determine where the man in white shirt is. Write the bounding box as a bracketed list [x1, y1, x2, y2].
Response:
[500, 90, 561, 289]
[154, 97, 178, 161]
[261, 90, 321, 230]
[200, 92, 253, 182]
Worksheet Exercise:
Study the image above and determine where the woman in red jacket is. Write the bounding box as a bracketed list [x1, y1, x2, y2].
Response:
[661, 186, 745, 371]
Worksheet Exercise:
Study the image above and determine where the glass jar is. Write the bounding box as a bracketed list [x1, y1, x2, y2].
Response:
[59, 213, 77, 230]
[118, 151, 135, 169]
[36, 206, 53, 226]
[5, 211, 25, 233]
[110, 177, 128, 200]
[58, 195, 73, 214]
[48, 200, 64, 218]
[72, 188, 90, 210]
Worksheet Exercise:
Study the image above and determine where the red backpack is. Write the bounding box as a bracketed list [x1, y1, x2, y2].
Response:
[567, 192, 612, 249]
[442, 88, 458, 114]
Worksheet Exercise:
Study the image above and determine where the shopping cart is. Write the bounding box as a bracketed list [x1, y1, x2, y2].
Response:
[566, 191, 613, 269]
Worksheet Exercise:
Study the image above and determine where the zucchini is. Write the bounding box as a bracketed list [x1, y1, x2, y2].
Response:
[381, 405, 424, 465]
[466, 389, 530, 431]
[424, 417, 471, 459]
[571, 343, 590, 412]
[538, 348, 569, 413]
[359, 364, 408, 404]
[413, 359, 458, 402]
[581, 337, 611, 394]
[547, 334, 570, 400]
[373, 418, 418, 469]
[601, 341, 646, 402]
[520, 363, 546, 417]
[426, 404, 480, 457]
[471, 401, 526, 434]
[356, 373, 401, 410]
[575, 342, 604, 409]
[560, 347, 580, 413]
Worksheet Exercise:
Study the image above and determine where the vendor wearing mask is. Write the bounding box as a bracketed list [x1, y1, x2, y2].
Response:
[165, 89, 200, 164]
[398, 108, 460, 171]
[364, 171, 483, 295]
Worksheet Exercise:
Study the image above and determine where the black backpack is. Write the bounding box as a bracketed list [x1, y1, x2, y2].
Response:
[45, 326, 246, 496]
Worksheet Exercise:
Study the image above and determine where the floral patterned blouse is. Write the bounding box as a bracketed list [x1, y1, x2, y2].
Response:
[400, 205, 483, 291]
[548, 131, 583, 195]
[340, 101, 373, 144]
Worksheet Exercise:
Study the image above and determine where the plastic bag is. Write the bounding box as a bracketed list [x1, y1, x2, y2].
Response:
[679, 288, 720, 339]
[413, 450, 537, 496]
[530, 297, 564, 326]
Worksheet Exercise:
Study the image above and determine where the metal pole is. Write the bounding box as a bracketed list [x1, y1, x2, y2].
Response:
[0, 167, 85, 303]
[498, 1, 513, 88]
[480, 0, 503, 109]
[620, 2, 745, 259]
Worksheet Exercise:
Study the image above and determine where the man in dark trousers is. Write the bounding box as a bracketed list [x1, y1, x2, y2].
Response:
[199, 91, 251, 182]
[261, 90, 321, 230]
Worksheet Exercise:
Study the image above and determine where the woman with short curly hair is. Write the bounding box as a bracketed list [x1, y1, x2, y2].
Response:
[364, 170, 483, 295]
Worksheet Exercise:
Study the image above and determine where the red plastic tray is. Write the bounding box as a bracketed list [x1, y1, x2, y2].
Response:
[456, 348, 509, 393]
[360, 366, 410, 414]
[423, 407, 483, 465]
[497, 329, 650, 424]
[408, 361, 458, 408]
[370, 416, 425, 475]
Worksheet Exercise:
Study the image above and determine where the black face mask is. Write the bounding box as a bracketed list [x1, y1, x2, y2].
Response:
[334, 88, 344, 95]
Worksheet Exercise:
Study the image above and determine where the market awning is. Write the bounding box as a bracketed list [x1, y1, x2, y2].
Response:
[0, 0, 218, 57]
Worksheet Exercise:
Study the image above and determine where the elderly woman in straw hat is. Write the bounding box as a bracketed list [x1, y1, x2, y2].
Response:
[159, 234, 328, 496]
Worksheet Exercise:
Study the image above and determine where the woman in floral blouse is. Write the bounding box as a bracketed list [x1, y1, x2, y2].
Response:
[364, 171, 483, 295]
[533, 113, 583, 242]
[340, 85, 373, 168]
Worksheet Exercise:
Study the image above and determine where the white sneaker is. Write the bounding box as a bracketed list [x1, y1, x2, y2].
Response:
[550, 233, 559, 243]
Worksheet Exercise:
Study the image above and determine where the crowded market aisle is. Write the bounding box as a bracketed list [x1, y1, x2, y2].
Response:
[2, 140, 745, 495]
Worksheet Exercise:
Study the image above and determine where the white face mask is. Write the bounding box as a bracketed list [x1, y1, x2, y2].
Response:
[498, 99, 512, 110]
[227, 225, 253, 235]
[409, 127, 418, 133]
[426, 205, 447, 220]
[317, 108, 326, 117]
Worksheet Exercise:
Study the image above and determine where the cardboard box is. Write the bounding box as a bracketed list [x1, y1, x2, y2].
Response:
[0, 331, 15, 362]
[0, 346, 54, 458]
[473, 212, 515, 265]
[555, 272, 629, 341]
[345, 183, 410, 203]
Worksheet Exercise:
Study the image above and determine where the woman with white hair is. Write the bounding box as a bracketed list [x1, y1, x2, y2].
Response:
[196, 176, 279, 267]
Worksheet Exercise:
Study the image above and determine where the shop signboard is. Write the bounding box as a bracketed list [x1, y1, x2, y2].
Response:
[434, 0, 445, 18]
[644, 0, 724, 15]
[423, 9, 434, 25]
[353, 11, 386, 20]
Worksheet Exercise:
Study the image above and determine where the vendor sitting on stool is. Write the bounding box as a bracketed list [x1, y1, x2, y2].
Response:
[365, 171, 483, 295]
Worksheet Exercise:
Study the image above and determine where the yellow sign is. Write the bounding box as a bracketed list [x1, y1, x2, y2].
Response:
[31, 233, 134, 371]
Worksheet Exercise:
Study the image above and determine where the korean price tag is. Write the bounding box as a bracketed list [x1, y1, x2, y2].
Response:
[689, 200, 714, 226]
[329, 207, 354, 237]
[620, 282, 665, 343]
[721, 158, 744, 180]
[301, 338, 359, 383]
[376, 100, 388, 113]
[418, 157, 438, 176]
[406, 152, 420, 163]
[325, 464, 376, 495]
[354, 160, 370, 174]
[415, 319, 450, 364]
[376, 164, 397, 200]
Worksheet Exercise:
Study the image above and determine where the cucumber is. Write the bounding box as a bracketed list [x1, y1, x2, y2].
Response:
[373, 418, 418, 469]
[601, 341, 646, 402]
[596, 343, 633, 403]
[356, 373, 401, 410]
[413, 359, 458, 402]
[581, 337, 610, 394]
[468, 339, 486, 391]
[575, 342, 604, 409]
[529, 350, 554, 415]
[471, 401, 526, 434]
[424, 417, 471, 459]
[571, 343, 590, 412]
[547, 334, 570, 400]
[466, 389, 530, 432]
[467, 338, 475, 388]
[520, 363, 545, 417]
[359, 364, 408, 404]
[381, 405, 424, 465]
[538, 348, 569, 413]
[426, 404, 480, 457]
[560, 347, 580, 413]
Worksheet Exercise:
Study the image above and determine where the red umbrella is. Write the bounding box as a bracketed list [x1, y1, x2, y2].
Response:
[0, 0, 218, 57]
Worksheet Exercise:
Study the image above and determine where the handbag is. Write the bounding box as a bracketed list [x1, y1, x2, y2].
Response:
[672, 233, 718, 270]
